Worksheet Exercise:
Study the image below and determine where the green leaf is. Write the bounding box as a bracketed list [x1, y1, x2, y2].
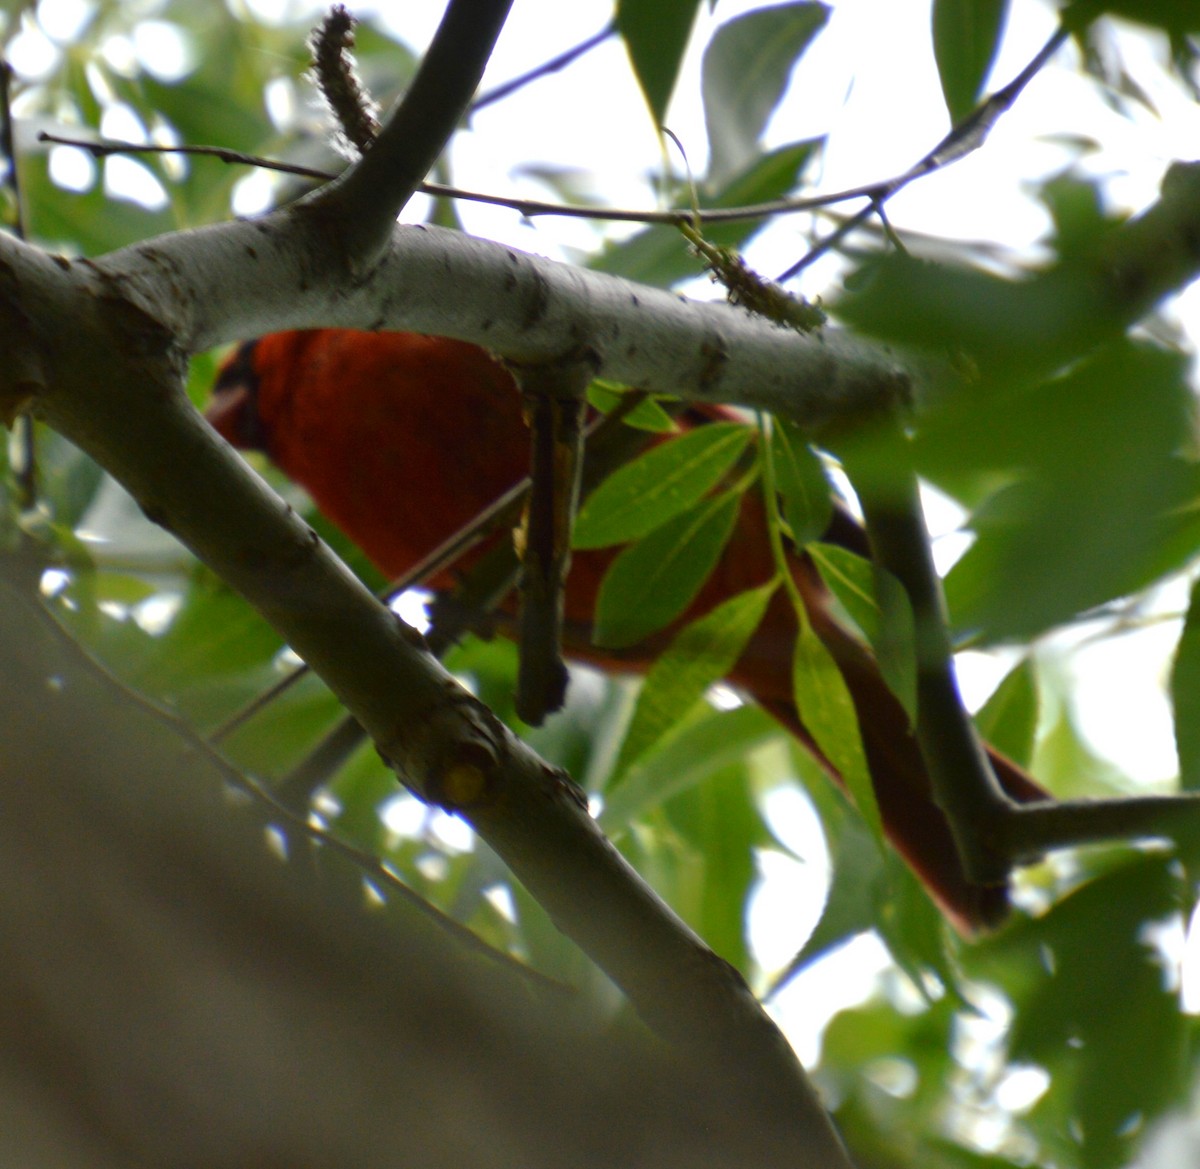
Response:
[771, 417, 832, 546]
[932, 0, 1010, 124]
[664, 763, 767, 972]
[935, 344, 1196, 643]
[586, 382, 678, 432]
[1172, 576, 1200, 791]
[773, 812, 883, 986]
[975, 656, 1039, 768]
[612, 580, 779, 779]
[617, 0, 703, 126]
[602, 703, 780, 831]
[592, 491, 741, 648]
[701, 2, 830, 186]
[809, 542, 918, 724]
[574, 422, 752, 549]
[971, 851, 1189, 1169]
[792, 615, 882, 844]
[874, 850, 962, 1005]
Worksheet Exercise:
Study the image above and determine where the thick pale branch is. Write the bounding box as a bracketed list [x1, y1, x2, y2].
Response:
[311, 0, 514, 264]
[88, 218, 913, 429]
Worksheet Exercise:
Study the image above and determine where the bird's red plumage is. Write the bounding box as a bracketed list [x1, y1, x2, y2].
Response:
[207, 328, 1046, 931]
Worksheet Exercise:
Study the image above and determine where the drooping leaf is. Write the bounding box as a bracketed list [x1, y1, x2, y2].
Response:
[664, 762, 770, 972]
[771, 416, 833, 546]
[1171, 576, 1200, 791]
[793, 613, 882, 844]
[701, 2, 830, 186]
[592, 491, 741, 648]
[810, 542, 918, 724]
[617, 0, 703, 126]
[772, 811, 882, 987]
[574, 422, 751, 548]
[612, 579, 779, 779]
[975, 656, 1039, 769]
[932, 0, 1010, 124]
[601, 703, 781, 830]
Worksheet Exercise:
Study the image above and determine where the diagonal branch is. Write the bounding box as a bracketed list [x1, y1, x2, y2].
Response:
[0, 232, 855, 1169]
[310, 0, 514, 265]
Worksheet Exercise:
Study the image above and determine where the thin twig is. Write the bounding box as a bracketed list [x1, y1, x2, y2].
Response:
[777, 24, 1070, 281]
[35, 130, 1031, 229]
[209, 474, 530, 744]
[471, 21, 616, 112]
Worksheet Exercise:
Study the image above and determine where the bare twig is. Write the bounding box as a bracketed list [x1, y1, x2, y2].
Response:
[777, 24, 1070, 281]
[35, 130, 973, 227]
[472, 21, 616, 112]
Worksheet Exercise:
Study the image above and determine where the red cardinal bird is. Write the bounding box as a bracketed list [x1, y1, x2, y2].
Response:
[207, 328, 1045, 932]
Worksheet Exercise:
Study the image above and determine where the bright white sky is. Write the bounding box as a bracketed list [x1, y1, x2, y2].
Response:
[13, 0, 1200, 1061]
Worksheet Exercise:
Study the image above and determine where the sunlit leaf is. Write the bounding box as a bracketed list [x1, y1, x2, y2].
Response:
[611, 579, 778, 779]
[593, 491, 741, 647]
[574, 422, 751, 548]
[793, 613, 882, 844]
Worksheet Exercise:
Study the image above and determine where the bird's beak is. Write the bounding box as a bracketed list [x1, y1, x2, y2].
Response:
[204, 341, 267, 451]
[204, 384, 252, 446]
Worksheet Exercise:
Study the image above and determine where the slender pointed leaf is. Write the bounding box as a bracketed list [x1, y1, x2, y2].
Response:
[617, 0, 703, 126]
[1172, 575, 1200, 790]
[772, 417, 833, 546]
[932, 0, 1010, 124]
[810, 542, 918, 723]
[574, 422, 751, 549]
[975, 656, 1039, 768]
[612, 580, 779, 779]
[793, 615, 882, 844]
[593, 491, 741, 648]
[602, 703, 780, 830]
